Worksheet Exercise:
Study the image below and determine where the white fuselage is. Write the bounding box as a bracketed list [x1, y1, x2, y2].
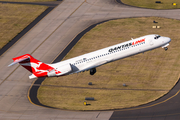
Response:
[49, 34, 171, 75]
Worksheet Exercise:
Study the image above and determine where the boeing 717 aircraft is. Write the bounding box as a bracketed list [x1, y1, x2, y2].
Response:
[8, 34, 171, 79]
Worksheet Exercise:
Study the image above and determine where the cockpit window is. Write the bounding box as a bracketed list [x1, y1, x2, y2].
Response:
[154, 35, 161, 39]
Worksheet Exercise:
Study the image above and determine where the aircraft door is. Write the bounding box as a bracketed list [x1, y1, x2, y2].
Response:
[149, 38, 154, 46]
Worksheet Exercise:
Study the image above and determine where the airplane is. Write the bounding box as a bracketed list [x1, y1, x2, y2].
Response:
[8, 34, 171, 79]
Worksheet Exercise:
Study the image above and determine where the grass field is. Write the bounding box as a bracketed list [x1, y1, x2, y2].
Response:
[121, 0, 180, 9]
[0, 4, 47, 49]
[38, 17, 180, 110]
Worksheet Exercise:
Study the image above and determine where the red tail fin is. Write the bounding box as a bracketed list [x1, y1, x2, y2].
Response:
[9, 54, 55, 78]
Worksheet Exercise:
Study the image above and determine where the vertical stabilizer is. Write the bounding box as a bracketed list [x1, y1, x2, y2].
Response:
[8, 54, 55, 78]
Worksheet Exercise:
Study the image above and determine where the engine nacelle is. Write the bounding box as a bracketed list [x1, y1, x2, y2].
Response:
[48, 63, 72, 77]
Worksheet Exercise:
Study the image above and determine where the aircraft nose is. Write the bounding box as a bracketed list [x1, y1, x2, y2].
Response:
[163, 37, 171, 43]
[168, 37, 171, 42]
[166, 37, 171, 43]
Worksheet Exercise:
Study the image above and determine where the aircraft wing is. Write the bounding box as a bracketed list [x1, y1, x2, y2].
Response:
[73, 60, 108, 74]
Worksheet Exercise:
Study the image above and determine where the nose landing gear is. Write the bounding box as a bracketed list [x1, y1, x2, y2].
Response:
[164, 47, 168, 51]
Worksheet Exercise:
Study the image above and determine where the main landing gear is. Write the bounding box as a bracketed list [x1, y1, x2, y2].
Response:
[90, 68, 96, 75]
[164, 47, 168, 51]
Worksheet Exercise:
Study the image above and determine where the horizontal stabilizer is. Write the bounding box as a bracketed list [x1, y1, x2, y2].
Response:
[29, 74, 37, 79]
[8, 54, 30, 67]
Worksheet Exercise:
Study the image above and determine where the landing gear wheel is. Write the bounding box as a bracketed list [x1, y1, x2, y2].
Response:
[164, 47, 168, 51]
[90, 68, 96, 75]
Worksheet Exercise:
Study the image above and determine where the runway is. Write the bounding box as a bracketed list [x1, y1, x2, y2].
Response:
[0, 0, 180, 119]
[0, 0, 62, 7]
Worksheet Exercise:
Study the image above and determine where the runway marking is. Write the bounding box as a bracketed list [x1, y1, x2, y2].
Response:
[30, 0, 86, 56]
[45, 0, 86, 64]
[85, 0, 103, 7]
[0, 64, 20, 86]
[27, 78, 38, 107]
[96, 112, 101, 118]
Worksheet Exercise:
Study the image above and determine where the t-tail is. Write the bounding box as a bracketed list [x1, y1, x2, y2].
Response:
[8, 54, 65, 79]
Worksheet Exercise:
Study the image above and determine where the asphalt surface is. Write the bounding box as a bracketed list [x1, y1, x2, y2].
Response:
[0, 7, 54, 56]
[0, 0, 62, 7]
[110, 79, 180, 120]
[0, 0, 62, 56]
[1, 0, 180, 120]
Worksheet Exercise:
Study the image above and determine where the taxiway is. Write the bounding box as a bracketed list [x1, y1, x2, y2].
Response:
[1, 0, 180, 119]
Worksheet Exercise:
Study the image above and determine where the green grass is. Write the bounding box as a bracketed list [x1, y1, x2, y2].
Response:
[121, 0, 180, 9]
[38, 17, 180, 110]
[0, 4, 47, 49]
